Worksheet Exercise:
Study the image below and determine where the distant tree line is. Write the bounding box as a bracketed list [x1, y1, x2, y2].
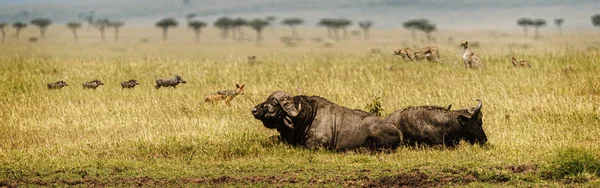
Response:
[1, 13, 600, 44]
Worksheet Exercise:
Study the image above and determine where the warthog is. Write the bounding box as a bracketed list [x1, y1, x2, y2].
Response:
[120, 79, 140, 89]
[47, 80, 68, 89]
[385, 100, 486, 147]
[82, 80, 104, 89]
[251, 91, 402, 150]
[155, 75, 186, 89]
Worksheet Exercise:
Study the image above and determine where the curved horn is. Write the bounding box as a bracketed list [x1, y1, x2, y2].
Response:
[472, 99, 482, 118]
[271, 91, 299, 117]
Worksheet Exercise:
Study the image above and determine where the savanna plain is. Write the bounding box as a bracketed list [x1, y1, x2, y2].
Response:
[1, 26, 600, 187]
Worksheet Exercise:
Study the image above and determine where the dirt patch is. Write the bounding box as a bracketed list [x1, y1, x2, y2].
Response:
[1, 164, 542, 187]
[366, 170, 475, 187]
[503, 164, 538, 173]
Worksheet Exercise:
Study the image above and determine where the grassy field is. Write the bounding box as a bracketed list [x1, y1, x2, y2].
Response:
[1, 26, 600, 187]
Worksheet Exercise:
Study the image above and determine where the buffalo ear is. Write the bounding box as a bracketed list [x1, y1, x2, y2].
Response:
[457, 115, 471, 126]
[271, 91, 299, 117]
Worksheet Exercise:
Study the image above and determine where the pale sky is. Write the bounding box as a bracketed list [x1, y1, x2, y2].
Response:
[0, 0, 598, 31]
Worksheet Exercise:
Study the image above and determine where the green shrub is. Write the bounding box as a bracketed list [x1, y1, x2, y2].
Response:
[365, 97, 383, 117]
[543, 148, 600, 180]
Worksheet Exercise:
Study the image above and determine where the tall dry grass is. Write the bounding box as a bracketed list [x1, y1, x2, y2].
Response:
[0, 26, 599, 185]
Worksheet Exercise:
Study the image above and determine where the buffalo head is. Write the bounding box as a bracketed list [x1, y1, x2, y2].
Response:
[251, 91, 300, 129]
[458, 99, 486, 145]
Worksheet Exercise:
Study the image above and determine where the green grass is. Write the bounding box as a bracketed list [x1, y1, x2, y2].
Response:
[1, 28, 600, 186]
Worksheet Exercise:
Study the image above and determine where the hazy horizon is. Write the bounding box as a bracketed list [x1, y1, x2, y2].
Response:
[0, 0, 598, 31]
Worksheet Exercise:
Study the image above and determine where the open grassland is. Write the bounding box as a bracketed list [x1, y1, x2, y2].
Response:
[1, 27, 600, 186]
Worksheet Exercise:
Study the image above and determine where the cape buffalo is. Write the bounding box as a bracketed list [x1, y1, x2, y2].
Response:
[251, 91, 402, 150]
[385, 99, 486, 147]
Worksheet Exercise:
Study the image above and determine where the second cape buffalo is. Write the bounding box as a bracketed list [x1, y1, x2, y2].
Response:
[385, 99, 487, 147]
[251, 91, 402, 150]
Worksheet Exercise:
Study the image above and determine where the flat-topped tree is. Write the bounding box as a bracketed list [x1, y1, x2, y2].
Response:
[592, 14, 600, 30]
[30, 18, 52, 39]
[232, 18, 247, 40]
[532, 18, 547, 39]
[248, 18, 270, 42]
[403, 19, 428, 39]
[554, 18, 564, 36]
[337, 18, 352, 40]
[213, 17, 233, 39]
[109, 21, 124, 42]
[156, 18, 178, 41]
[416, 21, 437, 41]
[66, 22, 82, 42]
[328, 19, 342, 40]
[358, 20, 373, 40]
[317, 18, 334, 38]
[12, 22, 27, 41]
[188, 20, 206, 42]
[0, 23, 6, 42]
[517, 18, 534, 38]
[93, 19, 110, 42]
[281, 17, 304, 39]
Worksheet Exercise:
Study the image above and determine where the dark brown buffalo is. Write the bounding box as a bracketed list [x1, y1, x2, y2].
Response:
[251, 91, 402, 150]
[385, 100, 486, 147]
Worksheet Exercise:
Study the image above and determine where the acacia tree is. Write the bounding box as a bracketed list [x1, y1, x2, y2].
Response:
[417, 21, 437, 41]
[109, 21, 124, 42]
[248, 18, 270, 41]
[281, 17, 304, 39]
[188, 20, 206, 42]
[517, 18, 534, 38]
[592, 14, 600, 30]
[231, 18, 247, 40]
[214, 17, 233, 39]
[30, 18, 52, 39]
[532, 18, 547, 39]
[317, 18, 334, 38]
[66, 22, 82, 42]
[12, 22, 27, 41]
[358, 20, 373, 40]
[338, 19, 352, 40]
[402, 19, 428, 39]
[93, 19, 110, 42]
[403, 19, 436, 41]
[0, 23, 6, 42]
[554, 18, 564, 36]
[156, 18, 178, 41]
